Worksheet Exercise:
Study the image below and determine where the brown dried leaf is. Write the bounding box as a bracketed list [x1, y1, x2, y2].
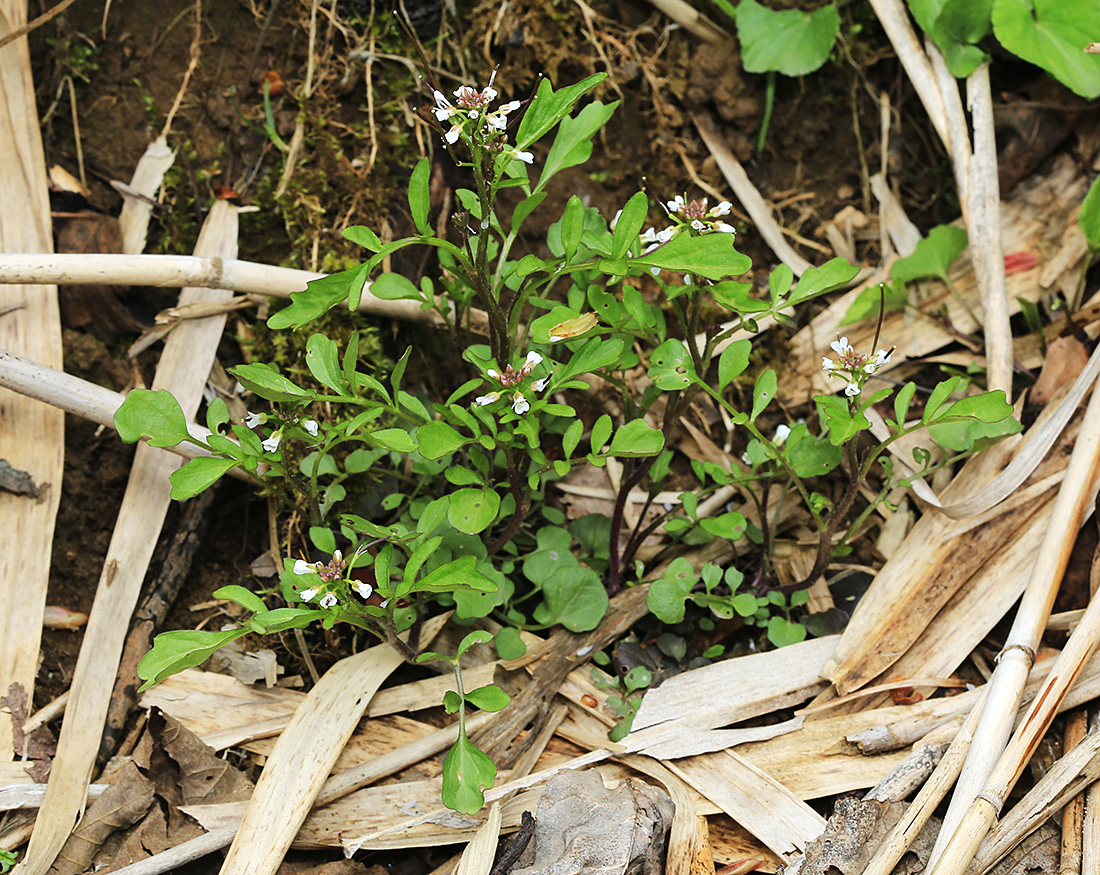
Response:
[148, 707, 253, 806]
[3, 682, 56, 776]
[1031, 335, 1088, 407]
[48, 761, 155, 875]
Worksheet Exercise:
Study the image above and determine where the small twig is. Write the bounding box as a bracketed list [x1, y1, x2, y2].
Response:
[0, 0, 82, 52]
[490, 810, 535, 875]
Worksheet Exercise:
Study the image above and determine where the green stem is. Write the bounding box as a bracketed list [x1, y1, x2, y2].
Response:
[757, 71, 776, 155]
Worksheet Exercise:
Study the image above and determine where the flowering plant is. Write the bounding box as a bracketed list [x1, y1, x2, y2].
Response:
[113, 70, 1020, 809]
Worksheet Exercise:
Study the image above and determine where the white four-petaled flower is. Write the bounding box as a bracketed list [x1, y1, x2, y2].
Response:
[294, 559, 317, 576]
[475, 392, 501, 406]
[532, 376, 550, 392]
[303, 419, 319, 437]
[319, 593, 338, 608]
[300, 586, 320, 602]
[774, 424, 792, 445]
[354, 580, 374, 600]
[512, 393, 530, 415]
[262, 430, 282, 454]
[244, 411, 265, 428]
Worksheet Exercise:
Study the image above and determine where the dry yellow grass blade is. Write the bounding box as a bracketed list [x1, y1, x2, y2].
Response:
[455, 802, 502, 875]
[0, 0, 64, 758]
[217, 613, 448, 875]
[14, 200, 241, 875]
[117, 136, 175, 255]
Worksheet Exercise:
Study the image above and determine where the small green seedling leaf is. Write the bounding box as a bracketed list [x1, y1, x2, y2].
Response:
[465, 684, 510, 712]
[441, 733, 496, 815]
[717, 340, 752, 390]
[750, 370, 778, 422]
[409, 157, 431, 235]
[305, 334, 346, 392]
[447, 488, 501, 535]
[495, 627, 527, 660]
[457, 630, 494, 658]
[232, 363, 314, 405]
[137, 627, 249, 691]
[169, 457, 241, 500]
[533, 565, 609, 632]
[418, 420, 469, 459]
[607, 420, 665, 458]
[213, 585, 267, 614]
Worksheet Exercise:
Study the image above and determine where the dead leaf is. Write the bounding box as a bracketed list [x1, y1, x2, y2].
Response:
[1031, 335, 1088, 407]
[3, 683, 56, 777]
[148, 707, 253, 806]
[48, 761, 155, 875]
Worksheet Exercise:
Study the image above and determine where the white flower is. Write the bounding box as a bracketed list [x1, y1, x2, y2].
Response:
[532, 376, 551, 392]
[873, 349, 892, 366]
[379, 599, 390, 609]
[711, 201, 732, 217]
[510, 150, 534, 164]
[666, 195, 685, 213]
[512, 393, 530, 415]
[498, 99, 521, 114]
[822, 357, 836, 371]
[486, 368, 501, 380]
[774, 424, 792, 445]
[262, 430, 282, 454]
[445, 125, 462, 144]
[319, 593, 338, 608]
[610, 209, 623, 232]
[523, 351, 543, 370]
[831, 337, 853, 356]
[691, 219, 706, 232]
[331, 549, 343, 563]
[845, 382, 861, 397]
[354, 580, 374, 600]
[303, 419, 319, 437]
[712, 222, 736, 234]
[300, 586, 321, 602]
[244, 411, 266, 428]
[474, 392, 501, 406]
[293, 559, 317, 576]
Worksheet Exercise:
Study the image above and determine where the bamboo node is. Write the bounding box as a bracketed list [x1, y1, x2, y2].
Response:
[995, 643, 1035, 665]
[974, 791, 1004, 815]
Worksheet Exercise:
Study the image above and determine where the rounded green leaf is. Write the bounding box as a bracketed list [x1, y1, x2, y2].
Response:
[736, 0, 840, 76]
[495, 627, 528, 660]
[447, 488, 501, 535]
[418, 420, 469, 459]
[608, 420, 665, 458]
[114, 388, 193, 447]
[169, 457, 241, 500]
[465, 684, 510, 712]
[718, 340, 752, 390]
[992, 0, 1100, 99]
[441, 734, 496, 814]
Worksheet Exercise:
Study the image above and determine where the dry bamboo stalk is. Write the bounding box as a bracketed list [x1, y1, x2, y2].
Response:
[13, 201, 243, 875]
[1059, 710, 1089, 875]
[622, 755, 714, 875]
[691, 113, 813, 276]
[860, 687, 987, 875]
[928, 378, 1100, 873]
[217, 614, 447, 875]
[0, 347, 253, 481]
[0, 0, 64, 758]
[867, 0, 949, 149]
[0, 252, 493, 332]
[966, 62, 1011, 397]
[972, 733, 1100, 875]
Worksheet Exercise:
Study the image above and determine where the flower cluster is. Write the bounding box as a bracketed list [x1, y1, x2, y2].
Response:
[821, 337, 892, 397]
[294, 548, 377, 609]
[475, 351, 550, 415]
[244, 412, 319, 455]
[665, 196, 735, 235]
[430, 72, 530, 163]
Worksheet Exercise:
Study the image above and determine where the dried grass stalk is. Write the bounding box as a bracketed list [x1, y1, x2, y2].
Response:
[928, 379, 1100, 874]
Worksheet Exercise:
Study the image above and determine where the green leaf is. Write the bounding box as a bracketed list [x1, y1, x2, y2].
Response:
[409, 157, 431, 235]
[169, 457, 240, 500]
[700, 512, 747, 541]
[647, 558, 698, 624]
[563, 420, 584, 458]
[412, 555, 497, 593]
[448, 488, 501, 534]
[710, 281, 769, 313]
[268, 266, 367, 330]
[893, 225, 969, 286]
[371, 272, 422, 301]
[310, 526, 336, 554]
[718, 340, 752, 390]
[495, 627, 527, 660]
[560, 196, 585, 262]
[457, 630, 494, 658]
[305, 334, 345, 393]
[1081, 174, 1100, 251]
[418, 420, 469, 459]
[767, 616, 808, 647]
[213, 585, 267, 614]
[114, 388, 193, 447]
[633, 232, 751, 281]
[512, 191, 548, 235]
[533, 565, 609, 632]
[992, 0, 1100, 98]
[790, 257, 861, 304]
[841, 281, 908, 326]
[608, 420, 665, 458]
[538, 100, 618, 191]
[249, 607, 323, 633]
[935, 389, 1015, 423]
[929, 413, 1022, 451]
[232, 363, 314, 404]
[560, 337, 624, 381]
[342, 225, 384, 251]
[137, 627, 249, 691]
[516, 73, 607, 150]
[441, 733, 496, 814]
[591, 414, 612, 454]
[465, 684, 510, 712]
[750, 370, 778, 422]
[736, 0, 840, 76]
[515, 254, 550, 277]
[815, 394, 871, 445]
[366, 428, 417, 453]
[783, 425, 844, 477]
[923, 376, 964, 422]
[648, 338, 696, 390]
[612, 192, 649, 259]
[768, 263, 794, 303]
[894, 382, 918, 427]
